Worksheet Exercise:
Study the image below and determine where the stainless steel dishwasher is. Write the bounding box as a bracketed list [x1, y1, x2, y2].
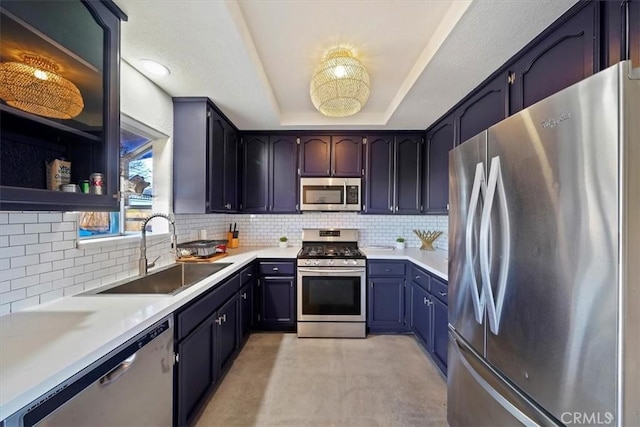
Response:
[4, 317, 174, 427]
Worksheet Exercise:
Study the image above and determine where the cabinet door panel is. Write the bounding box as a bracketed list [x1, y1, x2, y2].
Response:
[368, 278, 404, 330]
[432, 296, 448, 374]
[364, 135, 393, 214]
[424, 118, 454, 214]
[457, 76, 507, 145]
[224, 126, 238, 211]
[410, 283, 432, 351]
[261, 278, 295, 324]
[217, 296, 238, 373]
[509, 3, 597, 113]
[239, 283, 253, 341]
[242, 135, 269, 212]
[209, 113, 226, 211]
[331, 135, 362, 177]
[299, 135, 330, 176]
[271, 136, 298, 212]
[177, 317, 215, 426]
[395, 135, 421, 214]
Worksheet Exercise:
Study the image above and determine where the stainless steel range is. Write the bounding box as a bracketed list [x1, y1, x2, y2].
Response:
[297, 229, 366, 338]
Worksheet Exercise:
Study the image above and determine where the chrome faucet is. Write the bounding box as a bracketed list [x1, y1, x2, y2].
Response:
[139, 213, 179, 275]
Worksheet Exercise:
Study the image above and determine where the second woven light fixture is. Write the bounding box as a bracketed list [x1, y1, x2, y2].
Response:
[310, 47, 370, 117]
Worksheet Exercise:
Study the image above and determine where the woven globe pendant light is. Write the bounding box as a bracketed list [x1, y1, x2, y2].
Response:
[310, 47, 370, 117]
[0, 55, 84, 120]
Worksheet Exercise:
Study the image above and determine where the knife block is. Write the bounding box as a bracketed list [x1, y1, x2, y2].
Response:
[226, 232, 239, 248]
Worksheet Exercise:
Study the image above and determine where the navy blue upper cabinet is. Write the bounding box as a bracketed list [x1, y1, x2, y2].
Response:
[242, 135, 269, 212]
[270, 136, 299, 212]
[423, 118, 454, 215]
[173, 98, 239, 213]
[394, 135, 421, 214]
[242, 134, 298, 213]
[331, 135, 363, 177]
[508, 2, 598, 113]
[364, 134, 421, 214]
[299, 134, 363, 177]
[456, 75, 508, 145]
[299, 135, 331, 176]
[0, 1, 125, 211]
[364, 135, 394, 214]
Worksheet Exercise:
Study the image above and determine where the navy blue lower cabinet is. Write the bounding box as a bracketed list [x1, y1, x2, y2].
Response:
[238, 282, 253, 343]
[367, 278, 406, 332]
[257, 277, 296, 331]
[410, 281, 433, 350]
[217, 295, 238, 374]
[176, 313, 217, 427]
[431, 296, 448, 374]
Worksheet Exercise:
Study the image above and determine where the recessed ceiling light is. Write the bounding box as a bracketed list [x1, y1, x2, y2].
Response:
[139, 59, 170, 76]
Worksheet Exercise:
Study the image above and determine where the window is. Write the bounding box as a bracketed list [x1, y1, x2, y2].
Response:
[78, 114, 168, 240]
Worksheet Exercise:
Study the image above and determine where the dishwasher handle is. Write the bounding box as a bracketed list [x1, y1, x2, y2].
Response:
[99, 354, 137, 386]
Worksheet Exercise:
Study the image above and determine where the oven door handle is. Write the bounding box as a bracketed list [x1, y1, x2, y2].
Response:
[297, 268, 366, 274]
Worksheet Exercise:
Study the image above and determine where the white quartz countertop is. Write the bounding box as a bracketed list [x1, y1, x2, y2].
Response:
[0, 245, 445, 419]
[360, 247, 448, 280]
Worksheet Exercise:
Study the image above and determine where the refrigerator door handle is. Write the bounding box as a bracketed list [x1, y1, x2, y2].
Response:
[479, 156, 511, 335]
[465, 162, 487, 324]
[451, 335, 539, 427]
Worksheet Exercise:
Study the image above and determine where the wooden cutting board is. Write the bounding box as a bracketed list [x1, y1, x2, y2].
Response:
[177, 252, 229, 263]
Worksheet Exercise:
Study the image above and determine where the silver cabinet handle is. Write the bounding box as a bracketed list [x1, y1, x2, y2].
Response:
[272, 267, 279, 271]
[415, 275, 420, 279]
[385, 268, 391, 272]
[395, 206, 398, 212]
[439, 291, 447, 297]
[246, 273, 252, 278]
[389, 206, 393, 211]
[327, 169, 330, 175]
[426, 299, 433, 306]
[222, 314, 227, 323]
[215, 317, 222, 325]
[100, 354, 136, 386]
[242, 292, 247, 299]
[423, 296, 428, 305]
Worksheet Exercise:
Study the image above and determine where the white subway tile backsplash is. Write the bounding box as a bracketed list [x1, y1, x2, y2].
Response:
[24, 223, 51, 234]
[11, 296, 39, 312]
[10, 275, 39, 290]
[9, 234, 38, 246]
[26, 262, 52, 276]
[38, 213, 62, 223]
[41, 289, 64, 303]
[10, 254, 40, 268]
[1, 209, 449, 315]
[1, 288, 26, 304]
[9, 213, 38, 224]
[25, 243, 52, 255]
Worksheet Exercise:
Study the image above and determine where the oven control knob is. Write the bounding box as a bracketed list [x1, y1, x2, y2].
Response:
[313, 259, 320, 266]
[304, 259, 311, 265]
[343, 259, 349, 265]
[329, 259, 334, 265]
[351, 260, 358, 266]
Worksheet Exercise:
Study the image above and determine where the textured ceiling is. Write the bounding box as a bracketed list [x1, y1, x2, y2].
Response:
[115, 0, 579, 131]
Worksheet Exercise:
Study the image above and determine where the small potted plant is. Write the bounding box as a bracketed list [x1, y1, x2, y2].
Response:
[395, 237, 406, 250]
[279, 236, 288, 248]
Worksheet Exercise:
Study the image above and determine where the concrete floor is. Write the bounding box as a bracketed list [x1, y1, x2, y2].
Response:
[195, 333, 447, 427]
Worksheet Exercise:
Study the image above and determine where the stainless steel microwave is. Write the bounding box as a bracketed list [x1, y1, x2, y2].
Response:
[300, 177, 362, 212]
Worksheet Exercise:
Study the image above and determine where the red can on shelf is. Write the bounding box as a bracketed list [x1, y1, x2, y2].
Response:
[89, 173, 105, 195]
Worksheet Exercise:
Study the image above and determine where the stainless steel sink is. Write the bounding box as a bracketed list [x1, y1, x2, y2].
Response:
[80, 263, 232, 295]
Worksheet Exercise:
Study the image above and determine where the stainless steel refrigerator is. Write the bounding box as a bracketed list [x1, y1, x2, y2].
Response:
[447, 60, 639, 426]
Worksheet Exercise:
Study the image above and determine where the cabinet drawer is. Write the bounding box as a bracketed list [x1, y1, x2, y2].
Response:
[368, 262, 406, 277]
[410, 265, 430, 291]
[177, 274, 240, 340]
[259, 261, 294, 276]
[240, 264, 255, 285]
[431, 277, 448, 304]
